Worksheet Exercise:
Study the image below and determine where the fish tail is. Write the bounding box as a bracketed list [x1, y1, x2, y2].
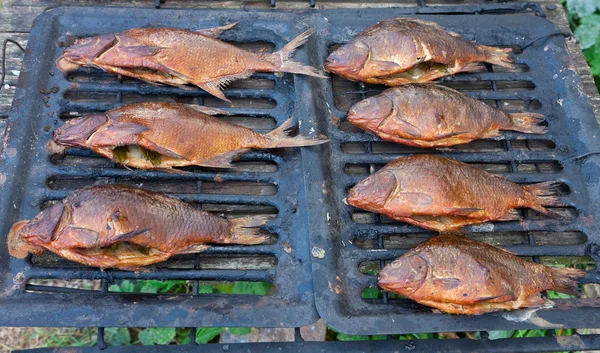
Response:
[227, 215, 272, 245]
[549, 267, 584, 296]
[7, 220, 44, 259]
[480, 45, 517, 69]
[524, 181, 562, 214]
[508, 112, 547, 134]
[272, 29, 327, 78]
[265, 116, 328, 148]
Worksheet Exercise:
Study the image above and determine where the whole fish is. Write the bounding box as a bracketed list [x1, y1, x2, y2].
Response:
[8, 184, 269, 270]
[56, 24, 325, 102]
[378, 234, 584, 315]
[347, 84, 545, 147]
[46, 102, 327, 171]
[346, 155, 560, 232]
[325, 18, 514, 85]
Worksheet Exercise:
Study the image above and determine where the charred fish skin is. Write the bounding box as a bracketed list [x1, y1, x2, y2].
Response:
[378, 234, 584, 315]
[57, 25, 325, 102]
[325, 18, 514, 85]
[346, 154, 561, 232]
[48, 102, 328, 171]
[347, 84, 546, 147]
[7, 184, 269, 270]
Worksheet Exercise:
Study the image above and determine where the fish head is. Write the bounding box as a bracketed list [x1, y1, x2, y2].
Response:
[346, 170, 397, 210]
[18, 202, 65, 246]
[347, 94, 393, 132]
[52, 114, 107, 147]
[377, 253, 428, 294]
[324, 40, 369, 76]
[56, 34, 116, 72]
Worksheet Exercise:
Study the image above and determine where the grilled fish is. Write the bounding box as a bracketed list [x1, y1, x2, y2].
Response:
[347, 84, 545, 147]
[8, 184, 269, 270]
[325, 18, 514, 85]
[347, 155, 560, 232]
[46, 102, 327, 171]
[56, 24, 325, 102]
[378, 234, 584, 315]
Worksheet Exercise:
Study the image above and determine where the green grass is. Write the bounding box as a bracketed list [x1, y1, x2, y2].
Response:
[564, 0, 600, 91]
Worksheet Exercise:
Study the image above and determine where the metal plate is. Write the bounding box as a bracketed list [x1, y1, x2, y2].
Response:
[0, 7, 321, 327]
[303, 11, 600, 334]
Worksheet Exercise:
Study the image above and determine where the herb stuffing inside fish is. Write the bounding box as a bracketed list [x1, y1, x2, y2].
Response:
[325, 18, 515, 85]
[378, 234, 584, 315]
[56, 24, 325, 102]
[8, 184, 270, 270]
[46, 102, 328, 171]
[347, 155, 561, 232]
[347, 84, 546, 147]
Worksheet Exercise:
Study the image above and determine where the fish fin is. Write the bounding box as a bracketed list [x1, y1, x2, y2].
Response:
[459, 62, 487, 73]
[8, 220, 44, 258]
[369, 60, 403, 74]
[497, 209, 521, 221]
[137, 138, 186, 159]
[264, 116, 328, 148]
[195, 149, 248, 169]
[197, 81, 231, 104]
[385, 192, 433, 210]
[377, 115, 422, 138]
[155, 167, 192, 175]
[196, 71, 254, 103]
[185, 104, 233, 116]
[446, 207, 484, 217]
[111, 228, 152, 243]
[53, 226, 100, 249]
[196, 22, 237, 38]
[226, 215, 273, 245]
[119, 45, 164, 57]
[480, 45, 516, 69]
[507, 112, 547, 134]
[273, 30, 327, 78]
[92, 121, 148, 146]
[524, 181, 562, 214]
[432, 278, 461, 290]
[179, 244, 211, 254]
[549, 267, 584, 296]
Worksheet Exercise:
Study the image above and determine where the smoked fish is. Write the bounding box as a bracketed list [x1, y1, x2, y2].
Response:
[47, 102, 327, 171]
[325, 18, 514, 85]
[378, 234, 584, 314]
[347, 84, 546, 147]
[346, 155, 560, 232]
[56, 24, 325, 102]
[8, 184, 269, 270]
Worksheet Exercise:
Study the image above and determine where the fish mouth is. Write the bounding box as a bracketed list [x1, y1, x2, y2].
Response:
[56, 57, 81, 72]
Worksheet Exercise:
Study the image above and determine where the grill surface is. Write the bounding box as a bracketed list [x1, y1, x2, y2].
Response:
[0, 7, 322, 327]
[304, 10, 600, 334]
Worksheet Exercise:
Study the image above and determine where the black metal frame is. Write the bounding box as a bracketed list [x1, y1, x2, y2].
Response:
[305, 7, 600, 336]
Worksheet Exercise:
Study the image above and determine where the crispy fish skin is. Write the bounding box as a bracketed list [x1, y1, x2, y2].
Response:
[7, 184, 269, 270]
[378, 234, 584, 315]
[346, 155, 560, 232]
[56, 25, 325, 102]
[48, 102, 327, 170]
[347, 84, 546, 147]
[325, 18, 514, 85]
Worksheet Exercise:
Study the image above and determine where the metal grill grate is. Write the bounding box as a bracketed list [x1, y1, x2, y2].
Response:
[304, 10, 600, 335]
[0, 8, 321, 328]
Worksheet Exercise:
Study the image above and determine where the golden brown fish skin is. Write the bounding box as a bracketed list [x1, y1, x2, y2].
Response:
[50, 102, 327, 170]
[325, 18, 514, 85]
[346, 155, 560, 232]
[347, 84, 546, 147]
[378, 234, 584, 315]
[57, 26, 324, 102]
[8, 184, 268, 270]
